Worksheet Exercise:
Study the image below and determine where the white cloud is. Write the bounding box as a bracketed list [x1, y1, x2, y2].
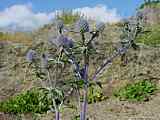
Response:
[74, 5, 121, 23]
[0, 4, 55, 31]
[0, 4, 121, 31]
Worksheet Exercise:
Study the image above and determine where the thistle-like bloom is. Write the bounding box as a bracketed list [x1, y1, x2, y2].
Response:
[96, 22, 105, 32]
[26, 49, 37, 62]
[49, 35, 74, 48]
[136, 11, 144, 20]
[121, 39, 130, 46]
[62, 36, 74, 48]
[56, 20, 64, 34]
[80, 67, 86, 79]
[76, 19, 89, 33]
[56, 20, 64, 29]
[41, 53, 49, 69]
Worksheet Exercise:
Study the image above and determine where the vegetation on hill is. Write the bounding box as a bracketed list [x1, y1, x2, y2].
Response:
[1, 1, 160, 120]
[0, 88, 51, 114]
[114, 80, 157, 101]
[0, 32, 32, 45]
[56, 10, 81, 25]
[136, 25, 160, 46]
[139, 0, 160, 9]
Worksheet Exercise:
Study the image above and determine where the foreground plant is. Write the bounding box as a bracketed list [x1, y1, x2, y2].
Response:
[114, 80, 157, 101]
[24, 11, 144, 120]
[0, 88, 51, 114]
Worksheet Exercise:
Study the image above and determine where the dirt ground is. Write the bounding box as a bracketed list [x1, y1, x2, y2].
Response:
[1, 78, 160, 120]
[1, 41, 160, 120]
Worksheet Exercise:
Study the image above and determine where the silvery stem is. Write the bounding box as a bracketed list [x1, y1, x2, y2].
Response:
[92, 46, 129, 81]
[55, 110, 60, 120]
[80, 84, 88, 120]
[80, 64, 89, 120]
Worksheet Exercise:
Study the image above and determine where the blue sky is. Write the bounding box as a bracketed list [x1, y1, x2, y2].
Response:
[0, 0, 144, 31]
[0, 0, 144, 17]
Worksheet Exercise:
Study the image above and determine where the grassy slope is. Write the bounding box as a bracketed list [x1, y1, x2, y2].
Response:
[139, 1, 160, 9]
[136, 1, 160, 46]
[136, 25, 160, 46]
[1, 5, 160, 119]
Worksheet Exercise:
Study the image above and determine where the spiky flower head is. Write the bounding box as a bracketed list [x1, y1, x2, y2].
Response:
[56, 20, 64, 33]
[26, 49, 37, 63]
[80, 67, 86, 79]
[76, 19, 89, 33]
[121, 39, 130, 47]
[121, 19, 131, 32]
[96, 22, 105, 32]
[49, 35, 74, 48]
[136, 11, 144, 21]
[61, 36, 74, 48]
[41, 53, 49, 70]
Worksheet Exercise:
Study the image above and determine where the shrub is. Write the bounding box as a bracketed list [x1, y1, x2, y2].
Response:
[0, 88, 51, 114]
[114, 80, 157, 102]
[87, 85, 107, 104]
[56, 10, 81, 25]
[136, 25, 160, 46]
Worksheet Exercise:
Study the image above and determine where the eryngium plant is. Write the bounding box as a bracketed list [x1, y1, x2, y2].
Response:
[49, 35, 74, 48]
[56, 20, 64, 34]
[26, 11, 144, 120]
[26, 49, 37, 63]
[96, 22, 105, 33]
[76, 19, 90, 33]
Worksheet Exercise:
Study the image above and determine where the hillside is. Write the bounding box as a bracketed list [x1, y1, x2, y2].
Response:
[1, 2, 160, 120]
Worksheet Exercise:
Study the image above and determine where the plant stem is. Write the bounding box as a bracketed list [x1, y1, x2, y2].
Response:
[80, 83, 88, 120]
[55, 110, 60, 120]
[81, 33, 85, 45]
[80, 48, 89, 120]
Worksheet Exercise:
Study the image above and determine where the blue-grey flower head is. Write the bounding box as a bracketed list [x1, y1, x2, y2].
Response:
[80, 67, 86, 79]
[122, 18, 129, 25]
[136, 11, 144, 20]
[49, 35, 74, 48]
[76, 19, 89, 33]
[56, 20, 64, 31]
[96, 22, 105, 32]
[41, 53, 49, 69]
[26, 49, 37, 62]
[61, 36, 74, 48]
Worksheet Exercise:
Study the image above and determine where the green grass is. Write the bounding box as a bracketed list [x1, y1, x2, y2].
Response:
[114, 80, 157, 102]
[0, 88, 51, 114]
[136, 25, 160, 46]
[87, 85, 107, 104]
[0, 32, 32, 45]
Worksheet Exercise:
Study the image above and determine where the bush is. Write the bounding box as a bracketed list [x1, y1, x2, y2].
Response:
[136, 25, 160, 46]
[114, 80, 157, 102]
[87, 85, 107, 104]
[56, 10, 81, 25]
[0, 88, 51, 114]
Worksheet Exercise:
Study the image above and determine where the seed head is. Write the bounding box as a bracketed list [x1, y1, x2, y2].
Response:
[76, 19, 89, 33]
[56, 20, 64, 29]
[80, 67, 86, 79]
[96, 22, 105, 32]
[49, 35, 74, 48]
[41, 53, 49, 69]
[56, 20, 64, 33]
[26, 49, 37, 63]
[136, 11, 144, 21]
